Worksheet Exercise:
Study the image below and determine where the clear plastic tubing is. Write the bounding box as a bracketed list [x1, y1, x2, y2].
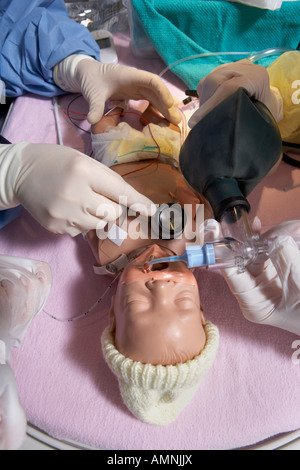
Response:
[158, 47, 294, 78]
[246, 47, 294, 63]
[146, 235, 300, 272]
[219, 206, 254, 243]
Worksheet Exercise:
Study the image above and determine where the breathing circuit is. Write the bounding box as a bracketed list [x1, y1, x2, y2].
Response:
[146, 235, 300, 272]
[179, 87, 283, 268]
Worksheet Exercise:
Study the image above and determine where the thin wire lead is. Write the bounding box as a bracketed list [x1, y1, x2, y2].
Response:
[43, 271, 122, 323]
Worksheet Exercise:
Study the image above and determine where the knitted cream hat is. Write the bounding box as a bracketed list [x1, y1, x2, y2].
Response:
[101, 321, 219, 426]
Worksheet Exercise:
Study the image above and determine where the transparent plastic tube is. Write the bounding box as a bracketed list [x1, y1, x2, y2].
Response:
[145, 239, 251, 272]
[159, 52, 251, 79]
[247, 47, 294, 63]
[219, 206, 256, 266]
[146, 235, 300, 272]
[158, 47, 295, 79]
[219, 206, 253, 242]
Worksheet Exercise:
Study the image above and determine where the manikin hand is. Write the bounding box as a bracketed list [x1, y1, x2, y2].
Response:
[189, 60, 283, 128]
[204, 219, 300, 335]
[0, 142, 153, 237]
[53, 54, 181, 125]
[0, 255, 51, 450]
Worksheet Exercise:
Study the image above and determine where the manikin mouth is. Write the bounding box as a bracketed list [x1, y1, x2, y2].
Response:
[149, 261, 169, 271]
[136, 245, 177, 274]
[142, 256, 174, 273]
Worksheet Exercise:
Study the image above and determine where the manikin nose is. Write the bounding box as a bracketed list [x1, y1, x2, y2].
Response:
[145, 279, 175, 290]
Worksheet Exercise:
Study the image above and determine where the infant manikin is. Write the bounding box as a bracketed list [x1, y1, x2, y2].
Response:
[89, 105, 219, 425]
[88, 105, 211, 273]
[0, 255, 51, 449]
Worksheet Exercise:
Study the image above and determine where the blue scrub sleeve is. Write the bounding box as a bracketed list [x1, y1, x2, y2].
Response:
[0, 0, 100, 97]
[0, 206, 22, 229]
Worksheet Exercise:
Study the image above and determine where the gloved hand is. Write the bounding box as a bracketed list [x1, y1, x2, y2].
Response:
[189, 60, 283, 128]
[0, 362, 27, 450]
[0, 254, 52, 347]
[0, 281, 26, 451]
[204, 219, 300, 335]
[53, 54, 181, 125]
[0, 254, 51, 450]
[0, 142, 153, 237]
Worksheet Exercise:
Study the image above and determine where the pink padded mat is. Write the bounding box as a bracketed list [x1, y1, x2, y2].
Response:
[1, 33, 300, 450]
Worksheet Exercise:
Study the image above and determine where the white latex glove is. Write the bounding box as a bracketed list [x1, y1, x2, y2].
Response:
[53, 54, 181, 125]
[0, 254, 51, 450]
[0, 363, 27, 450]
[0, 142, 153, 236]
[0, 255, 52, 347]
[189, 60, 283, 128]
[204, 219, 300, 335]
[0, 283, 26, 451]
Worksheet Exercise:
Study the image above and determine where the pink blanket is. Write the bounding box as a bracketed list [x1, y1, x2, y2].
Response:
[1, 33, 300, 450]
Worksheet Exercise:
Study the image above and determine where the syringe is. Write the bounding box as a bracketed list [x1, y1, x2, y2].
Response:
[145, 235, 300, 272]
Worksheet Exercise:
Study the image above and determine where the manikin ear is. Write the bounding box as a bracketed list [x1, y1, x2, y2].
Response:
[108, 296, 116, 333]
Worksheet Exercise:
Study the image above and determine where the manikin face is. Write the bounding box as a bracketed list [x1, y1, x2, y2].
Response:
[110, 245, 206, 366]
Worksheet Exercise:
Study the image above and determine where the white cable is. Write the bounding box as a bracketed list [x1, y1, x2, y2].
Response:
[158, 47, 294, 79]
[158, 52, 251, 79]
[43, 270, 122, 323]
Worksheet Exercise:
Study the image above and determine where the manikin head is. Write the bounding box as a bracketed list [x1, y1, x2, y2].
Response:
[109, 244, 206, 366]
[101, 244, 219, 426]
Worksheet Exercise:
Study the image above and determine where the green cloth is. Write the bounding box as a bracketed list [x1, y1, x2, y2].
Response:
[131, 0, 300, 88]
